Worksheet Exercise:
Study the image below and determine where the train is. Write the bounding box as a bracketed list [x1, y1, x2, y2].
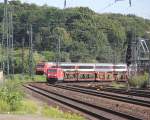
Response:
[35, 61, 56, 75]
[45, 63, 128, 83]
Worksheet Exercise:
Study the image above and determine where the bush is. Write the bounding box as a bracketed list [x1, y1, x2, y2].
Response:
[15, 100, 38, 114]
[0, 75, 84, 120]
[9, 74, 46, 82]
[111, 82, 126, 89]
[128, 72, 148, 88]
[0, 100, 10, 113]
[42, 106, 85, 120]
[0, 79, 24, 112]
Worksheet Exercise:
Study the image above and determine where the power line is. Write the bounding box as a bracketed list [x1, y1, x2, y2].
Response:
[115, 0, 131, 7]
[100, 1, 115, 12]
[100, 0, 132, 12]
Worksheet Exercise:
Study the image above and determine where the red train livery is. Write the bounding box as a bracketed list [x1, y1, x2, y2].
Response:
[35, 62, 56, 75]
[46, 63, 128, 83]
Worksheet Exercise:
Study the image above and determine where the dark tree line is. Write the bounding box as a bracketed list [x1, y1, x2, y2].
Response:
[0, 1, 150, 73]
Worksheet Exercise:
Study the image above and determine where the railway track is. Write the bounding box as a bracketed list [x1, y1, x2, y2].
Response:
[24, 84, 142, 120]
[52, 84, 150, 108]
[101, 87, 150, 98]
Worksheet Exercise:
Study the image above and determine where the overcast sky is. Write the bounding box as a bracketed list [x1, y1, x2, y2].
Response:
[8, 0, 150, 19]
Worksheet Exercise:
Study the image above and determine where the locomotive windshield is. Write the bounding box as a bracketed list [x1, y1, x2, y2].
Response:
[48, 69, 57, 72]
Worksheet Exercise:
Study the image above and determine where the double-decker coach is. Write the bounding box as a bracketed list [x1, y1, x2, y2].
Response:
[113, 64, 128, 81]
[60, 63, 77, 82]
[46, 62, 128, 83]
[95, 63, 114, 81]
[60, 63, 95, 82]
[35, 62, 56, 75]
[76, 63, 95, 81]
[35, 61, 46, 75]
[60, 63, 76, 71]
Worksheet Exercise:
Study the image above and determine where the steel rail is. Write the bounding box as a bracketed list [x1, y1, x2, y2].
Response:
[52, 84, 150, 108]
[24, 84, 141, 120]
[102, 87, 150, 98]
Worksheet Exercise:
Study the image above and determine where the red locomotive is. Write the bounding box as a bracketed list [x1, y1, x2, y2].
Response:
[46, 63, 128, 83]
[47, 67, 64, 83]
[35, 62, 56, 75]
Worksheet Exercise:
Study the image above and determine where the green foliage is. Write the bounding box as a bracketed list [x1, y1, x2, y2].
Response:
[8, 49, 46, 74]
[0, 75, 84, 119]
[42, 106, 85, 120]
[128, 73, 148, 88]
[0, 100, 10, 113]
[0, 2, 150, 73]
[8, 74, 46, 82]
[111, 82, 126, 89]
[0, 79, 24, 112]
[41, 51, 56, 61]
[15, 100, 38, 114]
[32, 75, 46, 82]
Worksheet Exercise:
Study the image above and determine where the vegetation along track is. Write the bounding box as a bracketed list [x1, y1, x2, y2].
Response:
[24, 83, 142, 120]
[56, 84, 150, 107]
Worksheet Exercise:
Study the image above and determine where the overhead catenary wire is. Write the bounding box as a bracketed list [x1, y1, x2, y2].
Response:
[100, 1, 116, 12]
[100, 0, 132, 12]
[1, 0, 134, 64]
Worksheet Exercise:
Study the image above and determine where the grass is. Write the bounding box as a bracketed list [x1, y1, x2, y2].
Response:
[42, 105, 85, 120]
[7, 74, 46, 82]
[14, 99, 85, 120]
[128, 72, 148, 88]
[111, 82, 126, 89]
[0, 100, 10, 113]
[14, 99, 38, 114]
[110, 73, 149, 89]
[0, 74, 85, 120]
[32, 75, 46, 82]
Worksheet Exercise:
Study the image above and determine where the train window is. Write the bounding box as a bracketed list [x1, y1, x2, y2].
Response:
[114, 66, 126, 69]
[48, 69, 57, 72]
[95, 66, 112, 69]
[78, 66, 93, 69]
[88, 74, 95, 78]
[61, 66, 75, 69]
[78, 74, 95, 79]
[64, 73, 76, 79]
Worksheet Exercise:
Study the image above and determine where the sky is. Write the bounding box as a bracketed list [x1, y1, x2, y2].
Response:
[11, 0, 150, 19]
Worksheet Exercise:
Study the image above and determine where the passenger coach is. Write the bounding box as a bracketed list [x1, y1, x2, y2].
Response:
[46, 63, 128, 83]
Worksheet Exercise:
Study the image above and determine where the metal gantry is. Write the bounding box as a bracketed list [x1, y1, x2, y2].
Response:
[28, 24, 34, 79]
[130, 38, 150, 87]
[2, 0, 14, 78]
